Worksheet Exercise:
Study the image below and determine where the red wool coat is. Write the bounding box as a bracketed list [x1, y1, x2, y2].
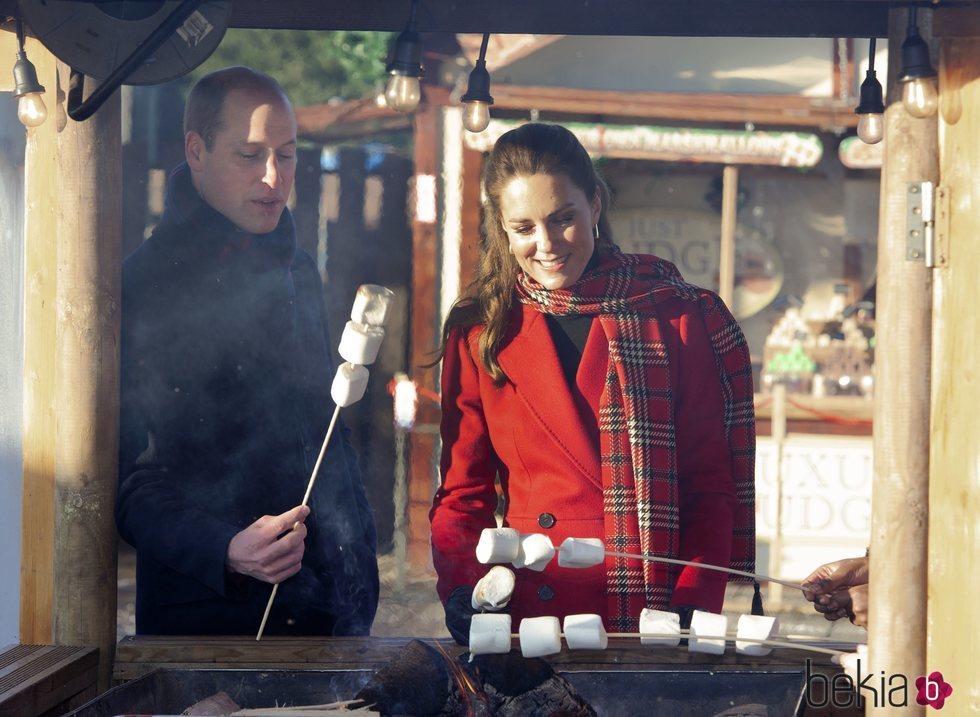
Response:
[430, 296, 739, 626]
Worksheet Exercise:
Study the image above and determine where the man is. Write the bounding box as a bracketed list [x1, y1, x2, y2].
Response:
[117, 66, 379, 636]
[802, 556, 869, 628]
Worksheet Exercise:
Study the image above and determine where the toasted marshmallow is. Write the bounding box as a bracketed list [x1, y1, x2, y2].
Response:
[350, 284, 395, 326]
[471, 566, 516, 611]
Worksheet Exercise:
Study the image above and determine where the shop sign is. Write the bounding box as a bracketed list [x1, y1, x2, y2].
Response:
[755, 434, 872, 579]
[465, 119, 824, 168]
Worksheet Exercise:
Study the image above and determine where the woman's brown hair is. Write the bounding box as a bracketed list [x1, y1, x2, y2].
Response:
[438, 123, 616, 385]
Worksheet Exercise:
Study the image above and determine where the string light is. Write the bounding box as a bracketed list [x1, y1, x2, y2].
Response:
[854, 38, 884, 144]
[898, 7, 938, 118]
[461, 33, 494, 133]
[384, 0, 424, 113]
[11, 16, 47, 128]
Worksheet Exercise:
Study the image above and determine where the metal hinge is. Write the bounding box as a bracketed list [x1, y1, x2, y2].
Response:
[907, 182, 950, 268]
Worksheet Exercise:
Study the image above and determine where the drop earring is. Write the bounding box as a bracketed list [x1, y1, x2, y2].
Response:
[593, 224, 600, 241]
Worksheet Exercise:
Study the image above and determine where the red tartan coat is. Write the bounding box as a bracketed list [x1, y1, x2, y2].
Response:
[430, 295, 740, 626]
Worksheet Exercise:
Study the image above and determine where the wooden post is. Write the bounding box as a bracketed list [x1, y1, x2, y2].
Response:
[52, 67, 122, 691]
[928, 15, 980, 709]
[407, 90, 442, 568]
[718, 164, 738, 309]
[867, 9, 936, 712]
[19, 37, 60, 647]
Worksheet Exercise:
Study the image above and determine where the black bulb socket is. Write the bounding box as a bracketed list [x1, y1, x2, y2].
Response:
[12, 52, 45, 99]
[460, 61, 494, 105]
[898, 27, 937, 83]
[854, 71, 884, 115]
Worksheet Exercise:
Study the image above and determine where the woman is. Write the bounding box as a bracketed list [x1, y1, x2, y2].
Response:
[429, 123, 756, 642]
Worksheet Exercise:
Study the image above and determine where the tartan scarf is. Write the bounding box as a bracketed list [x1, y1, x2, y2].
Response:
[515, 248, 756, 630]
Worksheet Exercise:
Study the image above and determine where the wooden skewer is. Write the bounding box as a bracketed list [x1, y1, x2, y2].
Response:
[603, 550, 807, 592]
[256, 404, 342, 641]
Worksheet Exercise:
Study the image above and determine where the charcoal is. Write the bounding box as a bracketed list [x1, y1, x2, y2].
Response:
[352, 640, 594, 717]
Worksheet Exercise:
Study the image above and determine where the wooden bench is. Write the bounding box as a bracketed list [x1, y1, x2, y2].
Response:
[0, 644, 99, 717]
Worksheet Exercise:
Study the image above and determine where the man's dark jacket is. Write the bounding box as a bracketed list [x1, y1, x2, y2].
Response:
[117, 163, 379, 636]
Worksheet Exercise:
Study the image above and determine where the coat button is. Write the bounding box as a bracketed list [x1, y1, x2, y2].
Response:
[538, 512, 556, 529]
[537, 585, 554, 601]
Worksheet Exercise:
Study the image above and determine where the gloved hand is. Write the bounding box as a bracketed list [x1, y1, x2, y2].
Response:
[445, 585, 478, 645]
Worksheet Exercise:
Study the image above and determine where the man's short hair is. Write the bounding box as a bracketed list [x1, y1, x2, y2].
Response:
[184, 66, 290, 149]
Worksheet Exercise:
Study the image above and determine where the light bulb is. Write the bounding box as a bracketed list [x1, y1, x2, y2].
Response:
[902, 77, 939, 118]
[17, 92, 48, 128]
[856, 113, 884, 144]
[385, 74, 421, 113]
[462, 100, 491, 133]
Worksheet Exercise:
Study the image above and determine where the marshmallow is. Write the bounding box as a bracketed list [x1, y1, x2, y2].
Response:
[735, 614, 780, 656]
[512, 533, 555, 572]
[638, 608, 681, 647]
[469, 613, 512, 656]
[557, 537, 606, 569]
[688, 610, 728, 655]
[519, 616, 562, 658]
[338, 321, 385, 366]
[471, 566, 516, 610]
[476, 528, 521, 564]
[563, 614, 608, 651]
[330, 363, 369, 407]
[350, 284, 395, 326]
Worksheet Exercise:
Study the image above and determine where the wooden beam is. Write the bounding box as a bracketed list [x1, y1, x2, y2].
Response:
[407, 87, 443, 569]
[867, 8, 935, 707]
[929, 28, 980, 707]
[221, 0, 892, 37]
[52, 66, 121, 692]
[718, 165, 738, 308]
[490, 84, 859, 130]
[19, 36, 59, 648]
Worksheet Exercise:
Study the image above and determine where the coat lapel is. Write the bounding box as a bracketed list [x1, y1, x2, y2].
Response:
[497, 304, 603, 489]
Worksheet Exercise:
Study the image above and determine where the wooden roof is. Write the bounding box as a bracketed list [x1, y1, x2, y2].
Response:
[0, 0, 907, 38]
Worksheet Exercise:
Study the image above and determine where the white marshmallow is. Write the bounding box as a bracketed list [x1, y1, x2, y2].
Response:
[350, 284, 395, 326]
[638, 608, 681, 647]
[471, 566, 516, 611]
[475, 527, 521, 564]
[557, 537, 606, 569]
[688, 610, 728, 655]
[512, 533, 555, 572]
[735, 614, 780, 656]
[563, 614, 608, 651]
[338, 321, 385, 366]
[519, 616, 562, 658]
[330, 363, 369, 407]
[468, 613, 512, 656]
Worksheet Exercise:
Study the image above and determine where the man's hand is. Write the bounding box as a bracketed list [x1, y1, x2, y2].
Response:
[226, 505, 310, 584]
[801, 557, 869, 626]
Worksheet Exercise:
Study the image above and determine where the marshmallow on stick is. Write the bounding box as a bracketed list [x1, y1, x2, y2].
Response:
[688, 610, 728, 655]
[639, 608, 682, 647]
[563, 614, 608, 650]
[519, 616, 562, 658]
[735, 614, 780, 656]
[512, 533, 555, 572]
[557, 537, 605, 568]
[471, 566, 516, 611]
[257, 283, 393, 642]
[476, 527, 521, 564]
[469, 613, 512, 656]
